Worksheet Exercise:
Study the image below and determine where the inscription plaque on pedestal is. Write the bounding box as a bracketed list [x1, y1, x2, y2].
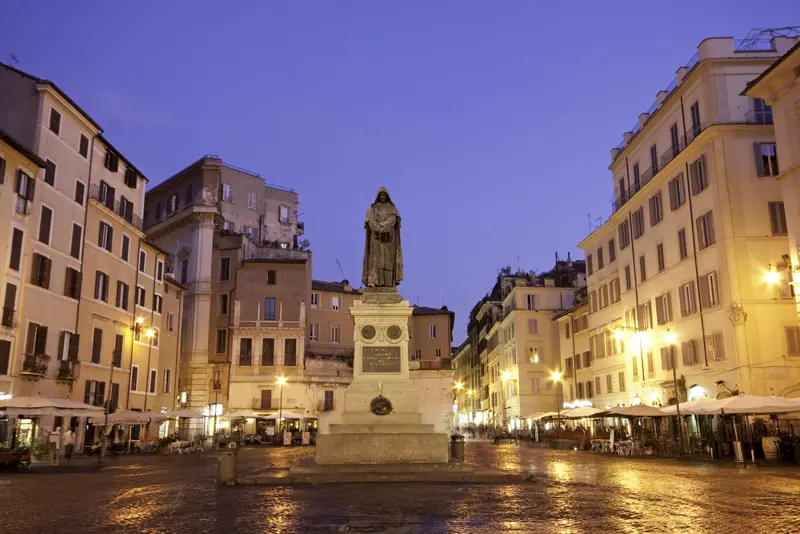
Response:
[362, 346, 401, 373]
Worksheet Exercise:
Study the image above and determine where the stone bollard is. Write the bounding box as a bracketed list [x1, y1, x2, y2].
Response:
[217, 447, 238, 485]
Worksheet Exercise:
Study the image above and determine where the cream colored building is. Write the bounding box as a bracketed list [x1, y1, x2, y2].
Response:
[575, 35, 800, 410]
[554, 296, 592, 404]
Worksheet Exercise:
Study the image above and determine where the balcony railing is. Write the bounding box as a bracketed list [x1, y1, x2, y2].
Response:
[88, 183, 143, 230]
[145, 191, 219, 229]
[22, 354, 49, 375]
[1, 307, 15, 328]
[57, 360, 77, 380]
[734, 39, 775, 52]
[745, 110, 773, 125]
[14, 196, 30, 215]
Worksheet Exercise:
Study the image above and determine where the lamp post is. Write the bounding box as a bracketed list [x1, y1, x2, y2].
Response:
[211, 367, 221, 449]
[664, 329, 685, 455]
[551, 371, 562, 438]
[453, 381, 463, 434]
[277, 375, 286, 444]
[500, 370, 510, 432]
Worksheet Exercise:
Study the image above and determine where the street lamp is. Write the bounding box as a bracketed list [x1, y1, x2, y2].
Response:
[500, 371, 511, 432]
[763, 265, 781, 285]
[452, 382, 464, 433]
[551, 371, 562, 438]
[277, 375, 287, 443]
[664, 329, 685, 454]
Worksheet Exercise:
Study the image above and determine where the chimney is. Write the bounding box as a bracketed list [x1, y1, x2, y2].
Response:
[676, 66, 690, 84]
[545, 278, 555, 287]
[342, 279, 351, 292]
[638, 113, 650, 128]
[611, 147, 621, 161]
[656, 90, 669, 106]
[623, 131, 634, 145]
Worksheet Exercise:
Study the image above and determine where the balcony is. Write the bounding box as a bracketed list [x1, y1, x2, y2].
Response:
[88, 184, 143, 230]
[1, 307, 15, 329]
[745, 109, 773, 125]
[57, 360, 77, 381]
[14, 196, 30, 215]
[21, 354, 49, 376]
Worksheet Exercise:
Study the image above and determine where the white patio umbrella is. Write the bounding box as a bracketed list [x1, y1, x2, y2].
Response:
[690, 395, 800, 415]
[529, 411, 560, 421]
[261, 411, 304, 420]
[89, 410, 168, 425]
[562, 406, 605, 418]
[659, 397, 716, 415]
[603, 405, 667, 417]
[164, 410, 206, 419]
[223, 410, 267, 419]
[0, 395, 104, 417]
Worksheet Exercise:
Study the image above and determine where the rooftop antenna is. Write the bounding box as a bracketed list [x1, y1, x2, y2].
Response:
[335, 258, 346, 282]
[8, 53, 19, 65]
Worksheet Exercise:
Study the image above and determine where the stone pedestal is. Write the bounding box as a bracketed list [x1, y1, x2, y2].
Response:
[315, 293, 449, 465]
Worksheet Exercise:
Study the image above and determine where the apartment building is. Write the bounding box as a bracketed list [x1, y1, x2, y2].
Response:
[554, 295, 592, 405]
[576, 34, 800, 410]
[0, 63, 184, 445]
[308, 280, 361, 360]
[454, 258, 585, 428]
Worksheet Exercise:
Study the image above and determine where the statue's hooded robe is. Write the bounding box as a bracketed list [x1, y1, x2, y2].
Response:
[362, 187, 403, 287]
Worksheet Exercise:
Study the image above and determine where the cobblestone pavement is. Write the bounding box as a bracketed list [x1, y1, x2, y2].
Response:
[1, 443, 798, 533]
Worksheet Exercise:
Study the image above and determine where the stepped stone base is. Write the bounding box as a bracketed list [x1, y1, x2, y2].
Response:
[315, 432, 448, 464]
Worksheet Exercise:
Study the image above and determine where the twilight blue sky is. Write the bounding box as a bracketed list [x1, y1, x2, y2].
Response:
[2, 2, 798, 340]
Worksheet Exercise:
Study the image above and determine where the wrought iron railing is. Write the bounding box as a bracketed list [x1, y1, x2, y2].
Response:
[88, 183, 143, 230]
[745, 109, 773, 125]
[57, 360, 77, 380]
[14, 196, 30, 215]
[734, 38, 775, 52]
[22, 354, 49, 375]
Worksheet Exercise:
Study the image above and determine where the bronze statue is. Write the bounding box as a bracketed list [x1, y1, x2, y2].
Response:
[362, 187, 403, 288]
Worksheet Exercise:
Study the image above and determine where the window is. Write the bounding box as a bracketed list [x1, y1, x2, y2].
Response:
[153, 294, 163, 313]
[429, 324, 437, 338]
[679, 281, 697, 317]
[216, 329, 227, 353]
[565, 322, 570, 339]
[148, 369, 157, 393]
[631, 208, 645, 239]
[180, 260, 188, 285]
[595, 377, 602, 396]
[284, 339, 297, 366]
[185, 185, 193, 205]
[768, 202, 788, 235]
[587, 254, 594, 276]
[247, 191, 257, 209]
[219, 294, 229, 315]
[666, 174, 686, 213]
[414, 349, 422, 360]
[115, 281, 129, 310]
[755, 143, 779, 177]
[70, 223, 82, 259]
[678, 228, 688, 260]
[526, 294, 537, 310]
[49, 108, 61, 135]
[647, 351, 654, 377]
[785, 327, 800, 356]
[84, 381, 105, 407]
[124, 168, 137, 189]
[597, 247, 605, 269]
[690, 101, 701, 135]
[64, 268, 81, 299]
[589, 291, 597, 313]
[91, 327, 103, 364]
[98, 221, 113, 252]
[135, 286, 146, 307]
[30, 253, 51, 289]
[310, 323, 319, 341]
[156, 260, 164, 281]
[706, 333, 725, 361]
[606, 374, 613, 394]
[79, 134, 89, 158]
[167, 312, 175, 333]
[279, 205, 290, 223]
[163, 369, 171, 394]
[15, 170, 35, 203]
[636, 301, 653, 330]
[608, 239, 616, 262]
[242, 225, 256, 240]
[531, 377, 541, 395]
[632, 358, 639, 381]
[130, 365, 139, 391]
[267, 270, 276, 285]
[661, 346, 676, 371]
[262, 338, 275, 366]
[639, 255, 647, 282]
[113, 334, 123, 367]
[618, 371, 626, 392]
[119, 197, 134, 223]
[689, 156, 708, 195]
[38, 205, 52, 245]
[264, 297, 276, 320]
[681, 340, 699, 366]
[25, 322, 48, 358]
[657, 243, 665, 272]
[74, 180, 85, 205]
[104, 150, 119, 172]
[599, 285, 609, 308]
[696, 211, 715, 249]
[331, 325, 341, 344]
[529, 318, 539, 335]
[138, 250, 146, 272]
[222, 184, 232, 202]
[633, 163, 640, 190]
[94, 271, 109, 301]
[699, 271, 720, 309]
[670, 123, 680, 155]
[332, 296, 340, 311]
[649, 191, 663, 226]
[220, 257, 230, 281]
[222, 220, 234, 232]
[117, 237, 129, 264]
[618, 220, 630, 249]
[655, 292, 672, 325]
[240, 338, 253, 365]
[624, 265, 631, 291]
[610, 278, 621, 303]
[0, 156, 4, 185]
[311, 293, 319, 308]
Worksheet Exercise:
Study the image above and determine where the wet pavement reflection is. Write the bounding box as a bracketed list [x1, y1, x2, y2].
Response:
[1, 442, 798, 533]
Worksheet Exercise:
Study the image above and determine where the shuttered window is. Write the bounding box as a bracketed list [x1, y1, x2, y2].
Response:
[705, 333, 726, 361]
[696, 211, 715, 249]
[678, 228, 688, 260]
[655, 293, 672, 325]
[91, 327, 103, 364]
[660, 346, 676, 370]
[785, 327, 800, 356]
[679, 281, 697, 317]
[681, 340, 699, 366]
[618, 220, 630, 249]
[699, 271, 720, 310]
[689, 155, 708, 195]
[668, 173, 686, 211]
[768, 201, 788, 235]
[754, 143, 779, 177]
[632, 208, 645, 239]
[649, 191, 663, 227]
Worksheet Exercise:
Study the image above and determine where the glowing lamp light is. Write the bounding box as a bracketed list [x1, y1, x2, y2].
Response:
[764, 266, 781, 285]
[649, 391, 659, 403]
[614, 329, 624, 341]
[632, 395, 642, 406]
[467, 389, 474, 396]
[145, 328, 155, 339]
[276, 376, 287, 386]
[551, 371, 562, 382]
[664, 331, 677, 346]
[501, 370, 511, 382]
[454, 381, 464, 391]
[135, 317, 144, 325]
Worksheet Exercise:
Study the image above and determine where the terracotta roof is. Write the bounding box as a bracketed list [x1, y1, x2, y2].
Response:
[312, 280, 361, 294]
[0, 128, 46, 168]
[412, 305, 450, 316]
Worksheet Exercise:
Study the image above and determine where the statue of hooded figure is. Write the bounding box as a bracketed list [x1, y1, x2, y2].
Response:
[362, 187, 403, 288]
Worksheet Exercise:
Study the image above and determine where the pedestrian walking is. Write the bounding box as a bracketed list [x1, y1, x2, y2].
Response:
[61, 428, 75, 460]
[48, 427, 61, 465]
